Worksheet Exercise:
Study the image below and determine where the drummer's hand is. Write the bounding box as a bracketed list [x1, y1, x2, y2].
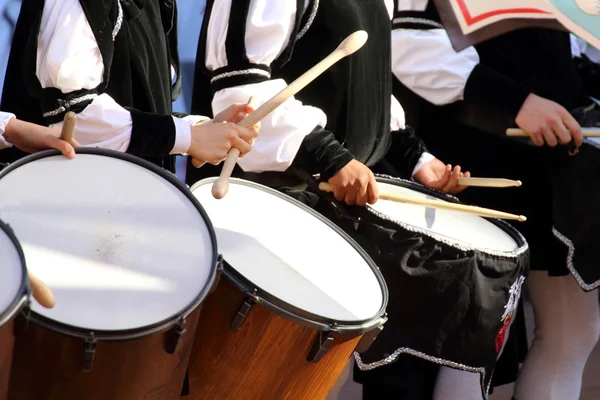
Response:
[413, 158, 470, 195]
[3, 118, 77, 158]
[327, 160, 379, 206]
[515, 93, 583, 148]
[188, 121, 258, 165]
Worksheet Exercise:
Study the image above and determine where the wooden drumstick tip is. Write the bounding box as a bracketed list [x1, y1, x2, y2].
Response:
[336, 30, 369, 56]
[515, 180, 523, 187]
[28, 271, 56, 309]
[211, 178, 229, 199]
[518, 215, 527, 222]
[60, 111, 77, 143]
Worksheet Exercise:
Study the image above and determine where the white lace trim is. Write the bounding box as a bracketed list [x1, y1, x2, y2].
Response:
[552, 227, 600, 291]
[296, 0, 319, 40]
[42, 94, 99, 118]
[392, 17, 444, 29]
[211, 68, 271, 84]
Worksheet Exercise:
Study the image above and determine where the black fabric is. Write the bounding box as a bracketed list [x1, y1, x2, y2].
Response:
[127, 108, 177, 157]
[187, 0, 404, 186]
[372, 127, 429, 179]
[2, 0, 180, 171]
[549, 104, 600, 290]
[308, 176, 529, 398]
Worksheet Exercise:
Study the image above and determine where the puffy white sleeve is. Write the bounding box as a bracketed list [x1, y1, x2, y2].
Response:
[36, 0, 193, 154]
[205, 0, 327, 172]
[0, 111, 16, 150]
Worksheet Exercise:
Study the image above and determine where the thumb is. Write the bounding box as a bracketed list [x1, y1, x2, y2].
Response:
[46, 135, 76, 159]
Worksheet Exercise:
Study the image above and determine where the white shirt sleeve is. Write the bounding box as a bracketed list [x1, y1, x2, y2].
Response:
[0, 111, 16, 150]
[391, 0, 480, 106]
[36, 0, 192, 155]
[205, 0, 327, 172]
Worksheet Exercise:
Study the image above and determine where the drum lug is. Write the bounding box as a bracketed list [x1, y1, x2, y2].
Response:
[165, 317, 187, 354]
[307, 331, 335, 363]
[83, 334, 97, 372]
[355, 325, 384, 353]
[231, 296, 255, 330]
[210, 255, 224, 294]
[15, 301, 31, 334]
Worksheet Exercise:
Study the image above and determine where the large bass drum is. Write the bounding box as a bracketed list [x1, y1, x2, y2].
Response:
[0, 220, 29, 400]
[187, 177, 388, 400]
[0, 149, 218, 400]
[311, 175, 529, 399]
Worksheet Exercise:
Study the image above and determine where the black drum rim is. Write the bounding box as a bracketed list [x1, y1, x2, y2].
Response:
[0, 219, 30, 328]
[0, 148, 219, 341]
[190, 177, 389, 335]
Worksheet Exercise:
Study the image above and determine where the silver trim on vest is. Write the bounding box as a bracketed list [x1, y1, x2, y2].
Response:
[552, 227, 600, 291]
[392, 17, 443, 29]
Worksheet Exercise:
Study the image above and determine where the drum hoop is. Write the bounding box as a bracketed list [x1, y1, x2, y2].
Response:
[372, 175, 529, 258]
[0, 148, 219, 340]
[190, 177, 389, 334]
[0, 219, 30, 328]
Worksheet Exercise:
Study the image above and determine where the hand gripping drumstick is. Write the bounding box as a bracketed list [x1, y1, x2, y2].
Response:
[28, 271, 56, 309]
[458, 177, 522, 188]
[60, 111, 77, 143]
[208, 30, 370, 199]
[506, 127, 600, 137]
[319, 183, 527, 222]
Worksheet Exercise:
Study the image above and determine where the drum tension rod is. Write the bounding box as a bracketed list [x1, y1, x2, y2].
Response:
[83, 334, 97, 372]
[231, 295, 256, 330]
[307, 330, 335, 363]
[165, 317, 187, 354]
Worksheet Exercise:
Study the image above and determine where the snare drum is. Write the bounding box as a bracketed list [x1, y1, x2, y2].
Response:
[0, 149, 218, 400]
[188, 178, 388, 400]
[0, 220, 28, 400]
[311, 176, 529, 399]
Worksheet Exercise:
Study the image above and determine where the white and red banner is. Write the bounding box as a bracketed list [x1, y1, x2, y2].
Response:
[434, 0, 600, 51]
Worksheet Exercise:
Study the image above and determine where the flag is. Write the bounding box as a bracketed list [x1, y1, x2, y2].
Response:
[434, 0, 600, 51]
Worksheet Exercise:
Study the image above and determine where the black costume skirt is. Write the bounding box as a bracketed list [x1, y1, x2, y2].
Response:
[296, 176, 529, 399]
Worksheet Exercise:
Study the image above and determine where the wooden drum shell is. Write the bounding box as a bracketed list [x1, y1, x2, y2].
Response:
[0, 321, 15, 400]
[8, 307, 202, 400]
[186, 278, 363, 400]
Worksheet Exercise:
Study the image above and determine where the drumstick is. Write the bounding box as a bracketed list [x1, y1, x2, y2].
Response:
[60, 111, 77, 142]
[208, 96, 260, 198]
[318, 183, 527, 222]
[28, 271, 56, 309]
[458, 177, 522, 188]
[208, 30, 370, 199]
[506, 127, 600, 137]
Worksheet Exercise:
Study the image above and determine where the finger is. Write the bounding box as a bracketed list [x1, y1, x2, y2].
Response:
[541, 127, 557, 147]
[443, 165, 461, 192]
[560, 111, 583, 147]
[236, 126, 256, 144]
[231, 136, 252, 157]
[453, 170, 470, 194]
[430, 164, 452, 189]
[529, 131, 544, 147]
[367, 175, 379, 205]
[45, 136, 75, 159]
[550, 118, 571, 145]
[355, 180, 369, 207]
[345, 186, 358, 206]
[333, 187, 345, 202]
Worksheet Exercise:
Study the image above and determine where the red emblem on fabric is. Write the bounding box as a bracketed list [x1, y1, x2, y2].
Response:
[495, 316, 512, 353]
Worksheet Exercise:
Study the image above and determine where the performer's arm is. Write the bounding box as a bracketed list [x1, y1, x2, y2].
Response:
[203, 0, 354, 175]
[0, 111, 75, 157]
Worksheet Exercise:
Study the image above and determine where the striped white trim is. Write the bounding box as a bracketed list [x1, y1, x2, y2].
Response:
[210, 68, 271, 84]
[297, 0, 319, 40]
[112, 0, 123, 41]
[42, 94, 98, 118]
[392, 17, 443, 29]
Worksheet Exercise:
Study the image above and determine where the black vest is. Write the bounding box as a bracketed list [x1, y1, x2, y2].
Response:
[191, 0, 393, 170]
[1, 0, 181, 170]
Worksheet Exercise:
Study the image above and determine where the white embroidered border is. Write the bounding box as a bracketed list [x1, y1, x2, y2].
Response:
[112, 0, 124, 41]
[392, 17, 444, 29]
[210, 68, 271, 84]
[42, 94, 99, 118]
[355, 349, 492, 400]
[552, 227, 600, 291]
[296, 0, 319, 40]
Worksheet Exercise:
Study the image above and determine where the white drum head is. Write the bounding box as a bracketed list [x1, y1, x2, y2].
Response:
[0, 151, 215, 333]
[370, 180, 519, 253]
[191, 178, 384, 323]
[0, 223, 25, 323]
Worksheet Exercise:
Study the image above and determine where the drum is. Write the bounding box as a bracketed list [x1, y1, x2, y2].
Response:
[0, 149, 218, 400]
[0, 220, 28, 400]
[187, 177, 388, 400]
[310, 175, 530, 399]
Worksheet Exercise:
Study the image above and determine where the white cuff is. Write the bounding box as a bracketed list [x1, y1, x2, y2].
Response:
[411, 152, 435, 177]
[0, 112, 16, 150]
[181, 114, 210, 126]
[171, 117, 194, 155]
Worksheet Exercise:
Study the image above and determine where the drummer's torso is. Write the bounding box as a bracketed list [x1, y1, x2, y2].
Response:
[274, 0, 393, 167]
